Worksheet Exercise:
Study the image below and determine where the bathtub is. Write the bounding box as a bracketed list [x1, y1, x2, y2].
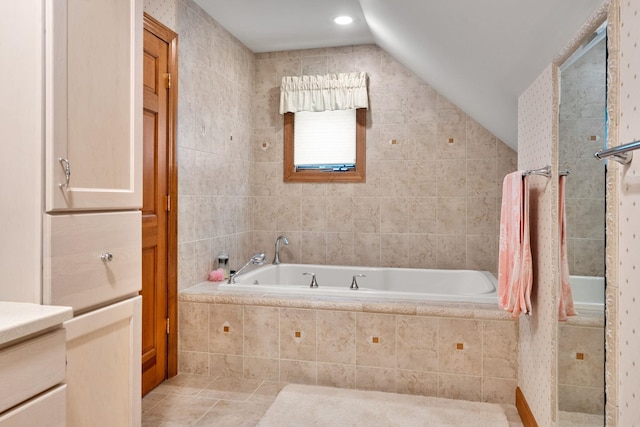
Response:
[570, 275, 605, 312]
[218, 264, 498, 304]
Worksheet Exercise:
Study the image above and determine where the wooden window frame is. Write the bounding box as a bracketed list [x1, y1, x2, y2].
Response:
[283, 108, 366, 182]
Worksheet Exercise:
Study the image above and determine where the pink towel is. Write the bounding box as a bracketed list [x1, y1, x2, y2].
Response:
[498, 171, 533, 317]
[558, 175, 577, 321]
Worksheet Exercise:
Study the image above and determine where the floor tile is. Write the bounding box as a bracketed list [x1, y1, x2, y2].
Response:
[153, 373, 217, 396]
[198, 377, 264, 401]
[193, 400, 270, 426]
[142, 394, 218, 426]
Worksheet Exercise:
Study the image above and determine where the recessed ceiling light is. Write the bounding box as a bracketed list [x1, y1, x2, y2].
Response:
[334, 16, 353, 25]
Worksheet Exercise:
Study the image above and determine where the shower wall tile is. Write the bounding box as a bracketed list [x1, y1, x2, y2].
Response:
[251, 44, 516, 272]
[176, 0, 256, 289]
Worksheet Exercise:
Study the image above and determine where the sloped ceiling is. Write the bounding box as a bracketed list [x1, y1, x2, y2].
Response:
[193, 0, 605, 150]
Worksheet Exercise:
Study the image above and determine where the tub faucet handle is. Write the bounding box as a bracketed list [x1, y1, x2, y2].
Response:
[303, 272, 318, 288]
[351, 274, 365, 290]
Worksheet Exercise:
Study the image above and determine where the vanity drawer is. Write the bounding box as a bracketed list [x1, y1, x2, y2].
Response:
[0, 385, 66, 427]
[43, 211, 141, 313]
[0, 329, 66, 414]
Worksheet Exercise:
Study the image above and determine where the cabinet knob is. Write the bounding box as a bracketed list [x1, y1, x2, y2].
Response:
[100, 252, 113, 262]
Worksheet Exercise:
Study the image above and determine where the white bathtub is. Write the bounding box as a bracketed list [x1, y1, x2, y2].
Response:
[570, 275, 605, 312]
[218, 264, 498, 304]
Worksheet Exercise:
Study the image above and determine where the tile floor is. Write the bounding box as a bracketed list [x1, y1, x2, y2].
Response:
[142, 374, 524, 426]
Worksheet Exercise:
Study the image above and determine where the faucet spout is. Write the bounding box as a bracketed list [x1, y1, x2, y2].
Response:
[228, 253, 266, 284]
[272, 235, 289, 265]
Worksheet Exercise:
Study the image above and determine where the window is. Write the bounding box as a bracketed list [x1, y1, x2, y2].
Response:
[279, 72, 368, 183]
[283, 108, 366, 182]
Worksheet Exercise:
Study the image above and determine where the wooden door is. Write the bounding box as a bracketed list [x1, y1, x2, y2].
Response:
[45, 0, 142, 212]
[141, 16, 177, 396]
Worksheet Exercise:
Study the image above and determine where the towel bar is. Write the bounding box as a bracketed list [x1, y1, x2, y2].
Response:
[523, 166, 551, 178]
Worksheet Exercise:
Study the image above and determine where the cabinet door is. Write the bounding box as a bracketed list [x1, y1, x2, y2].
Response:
[64, 296, 141, 427]
[0, 385, 66, 427]
[45, 0, 142, 211]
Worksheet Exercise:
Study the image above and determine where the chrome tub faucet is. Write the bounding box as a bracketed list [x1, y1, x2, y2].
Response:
[272, 235, 289, 265]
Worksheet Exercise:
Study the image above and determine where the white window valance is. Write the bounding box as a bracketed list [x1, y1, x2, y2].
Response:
[279, 72, 368, 115]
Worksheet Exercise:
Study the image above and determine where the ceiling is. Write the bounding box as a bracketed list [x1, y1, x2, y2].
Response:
[193, 0, 605, 150]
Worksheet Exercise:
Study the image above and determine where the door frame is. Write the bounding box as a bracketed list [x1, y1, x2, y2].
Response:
[143, 13, 178, 378]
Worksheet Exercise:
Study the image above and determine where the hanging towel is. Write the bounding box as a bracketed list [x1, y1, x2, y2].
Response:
[498, 171, 533, 317]
[558, 175, 577, 321]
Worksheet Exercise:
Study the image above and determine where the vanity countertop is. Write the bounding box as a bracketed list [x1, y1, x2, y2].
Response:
[0, 301, 72, 347]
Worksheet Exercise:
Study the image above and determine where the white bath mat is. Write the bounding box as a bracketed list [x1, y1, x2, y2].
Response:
[257, 384, 509, 427]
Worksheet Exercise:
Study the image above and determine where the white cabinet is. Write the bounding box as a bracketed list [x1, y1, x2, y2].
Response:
[0, 329, 66, 414]
[64, 296, 142, 427]
[45, 0, 142, 212]
[0, 386, 66, 427]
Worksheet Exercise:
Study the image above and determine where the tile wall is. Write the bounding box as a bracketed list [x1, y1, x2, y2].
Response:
[175, 0, 256, 290]
[559, 37, 606, 277]
[252, 45, 517, 276]
[178, 296, 519, 405]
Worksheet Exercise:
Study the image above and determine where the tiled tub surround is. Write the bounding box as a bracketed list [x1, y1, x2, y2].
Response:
[251, 44, 518, 278]
[178, 283, 519, 405]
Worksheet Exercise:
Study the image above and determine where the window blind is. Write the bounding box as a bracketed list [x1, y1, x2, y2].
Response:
[293, 109, 356, 167]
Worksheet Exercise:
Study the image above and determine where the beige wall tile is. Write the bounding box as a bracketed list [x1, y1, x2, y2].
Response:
[438, 374, 482, 402]
[355, 366, 396, 392]
[243, 306, 279, 358]
[209, 304, 243, 355]
[209, 354, 243, 378]
[317, 310, 356, 364]
[437, 198, 466, 235]
[396, 370, 438, 397]
[178, 351, 209, 375]
[243, 357, 279, 381]
[242, 45, 517, 277]
[326, 232, 354, 265]
[354, 233, 381, 267]
[558, 384, 605, 415]
[558, 325, 605, 388]
[482, 377, 517, 404]
[317, 363, 356, 389]
[279, 360, 317, 385]
[396, 315, 438, 372]
[279, 308, 317, 361]
[438, 318, 482, 375]
[482, 321, 519, 380]
[179, 302, 209, 352]
[437, 235, 466, 269]
[356, 313, 396, 368]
